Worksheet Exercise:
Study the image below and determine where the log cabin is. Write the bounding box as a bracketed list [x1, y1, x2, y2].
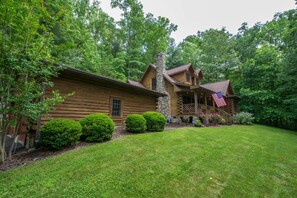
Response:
[8, 66, 166, 146]
[11, 52, 239, 145]
[128, 53, 240, 122]
[41, 67, 165, 127]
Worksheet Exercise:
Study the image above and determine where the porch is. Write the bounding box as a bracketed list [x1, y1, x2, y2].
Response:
[181, 103, 216, 115]
[177, 89, 218, 115]
[176, 87, 237, 118]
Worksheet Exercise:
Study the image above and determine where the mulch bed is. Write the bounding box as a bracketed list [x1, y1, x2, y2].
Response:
[0, 123, 226, 172]
[0, 127, 129, 172]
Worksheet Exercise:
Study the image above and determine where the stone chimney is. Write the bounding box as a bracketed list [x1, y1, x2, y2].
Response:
[156, 52, 169, 117]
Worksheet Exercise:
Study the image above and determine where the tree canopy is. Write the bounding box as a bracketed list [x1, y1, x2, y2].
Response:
[1, 0, 296, 143]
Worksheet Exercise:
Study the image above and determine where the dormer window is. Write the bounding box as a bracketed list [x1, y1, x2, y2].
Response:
[151, 78, 156, 91]
[186, 72, 190, 82]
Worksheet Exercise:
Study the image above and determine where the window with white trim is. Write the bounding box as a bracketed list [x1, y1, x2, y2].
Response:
[111, 99, 122, 117]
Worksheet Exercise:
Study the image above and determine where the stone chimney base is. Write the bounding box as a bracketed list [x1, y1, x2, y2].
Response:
[158, 96, 169, 118]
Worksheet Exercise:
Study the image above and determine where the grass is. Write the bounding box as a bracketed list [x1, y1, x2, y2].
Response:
[0, 125, 296, 197]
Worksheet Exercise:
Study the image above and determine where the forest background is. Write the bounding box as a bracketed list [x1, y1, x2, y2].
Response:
[1, 0, 296, 130]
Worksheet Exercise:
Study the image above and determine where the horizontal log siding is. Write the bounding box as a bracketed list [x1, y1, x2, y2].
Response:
[42, 77, 157, 126]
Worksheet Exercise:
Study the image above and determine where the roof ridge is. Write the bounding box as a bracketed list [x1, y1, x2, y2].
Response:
[202, 79, 230, 85]
[166, 63, 191, 71]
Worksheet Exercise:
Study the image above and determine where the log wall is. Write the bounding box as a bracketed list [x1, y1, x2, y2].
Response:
[42, 76, 158, 126]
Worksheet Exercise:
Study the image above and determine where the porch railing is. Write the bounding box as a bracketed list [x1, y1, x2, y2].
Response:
[181, 103, 216, 115]
[182, 103, 195, 114]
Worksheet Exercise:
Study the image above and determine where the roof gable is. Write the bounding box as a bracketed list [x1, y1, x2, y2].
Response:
[137, 63, 203, 87]
[200, 80, 234, 96]
[139, 64, 156, 84]
[166, 64, 192, 76]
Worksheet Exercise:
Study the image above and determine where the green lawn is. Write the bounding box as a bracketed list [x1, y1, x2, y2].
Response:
[1, 125, 297, 197]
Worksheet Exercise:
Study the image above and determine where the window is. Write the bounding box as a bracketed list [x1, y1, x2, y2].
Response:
[199, 95, 204, 104]
[151, 78, 156, 91]
[111, 99, 122, 117]
[182, 96, 194, 104]
[207, 97, 213, 106]
[186, 72, 191, 82]
[191, 77, 195, 85]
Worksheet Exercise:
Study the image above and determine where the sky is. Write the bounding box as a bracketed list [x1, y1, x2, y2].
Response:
[100, 0, 296, 43]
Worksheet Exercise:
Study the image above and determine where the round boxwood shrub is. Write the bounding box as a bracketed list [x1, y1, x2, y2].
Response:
[80, 113, 115, 142]
[40, 119, 82, 150]
[125, 114, 147, 133]
[143, 111, 166, 132]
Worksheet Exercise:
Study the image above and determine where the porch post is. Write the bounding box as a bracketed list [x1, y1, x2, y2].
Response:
[204, 94, 207, 110]
[194, 91, 198, 114]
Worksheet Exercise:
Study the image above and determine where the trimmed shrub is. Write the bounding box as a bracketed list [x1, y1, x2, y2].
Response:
[233, 112, 255, 125]
[194, 119, 203, 127]
[80, 113, 115, 142]
[125, 114, 147, 133]
[143, 111, 166, 132]
[40, 119, 82, 150]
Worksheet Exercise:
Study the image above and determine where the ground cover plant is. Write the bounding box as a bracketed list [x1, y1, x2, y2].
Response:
[0, 125, 296, 197]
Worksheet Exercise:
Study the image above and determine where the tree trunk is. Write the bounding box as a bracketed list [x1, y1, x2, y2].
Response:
[0, 121, 9, 164]
[25, 132, 29, 150]
[26, 128, 36, 149]
[8, 119, 22, 160]
[29, 131, 35, 148]
[0, 144, 6, 165]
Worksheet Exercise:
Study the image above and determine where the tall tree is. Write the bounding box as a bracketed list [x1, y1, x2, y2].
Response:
[278, 9, 297, 129]
[0, 0, 64, 163]
[143, 13, 177, 65]
[198, 28, 240, 82]
[234, 9, 297, 130]
[111, 0, 146, 80]
[111, 0, 176, 80]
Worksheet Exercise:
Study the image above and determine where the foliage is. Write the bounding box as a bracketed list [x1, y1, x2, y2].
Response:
[0, 0, 296, 167]
[198, 113, 223, 126]
[40, 119, 82, 150]
[209, 113, 221, 125]
[277, 9, 297, 129]
[218, 118, 226, 125]
[125, 114, 147, 133]
[80, 113, 115, 142]
[233, 112, 255, 125]
[0, 0, 65, 163]
[233, 10, 297, 130]
[198, 113, 209, 126]
[1, 125, 297, 197]
[194, 119, 203, 127]
[167, 9, 297, 130]
[111, 0, 177, 80]
[143, 112, 166, 132]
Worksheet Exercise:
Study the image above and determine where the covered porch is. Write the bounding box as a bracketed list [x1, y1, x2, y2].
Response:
[177, 86, 238, 116]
